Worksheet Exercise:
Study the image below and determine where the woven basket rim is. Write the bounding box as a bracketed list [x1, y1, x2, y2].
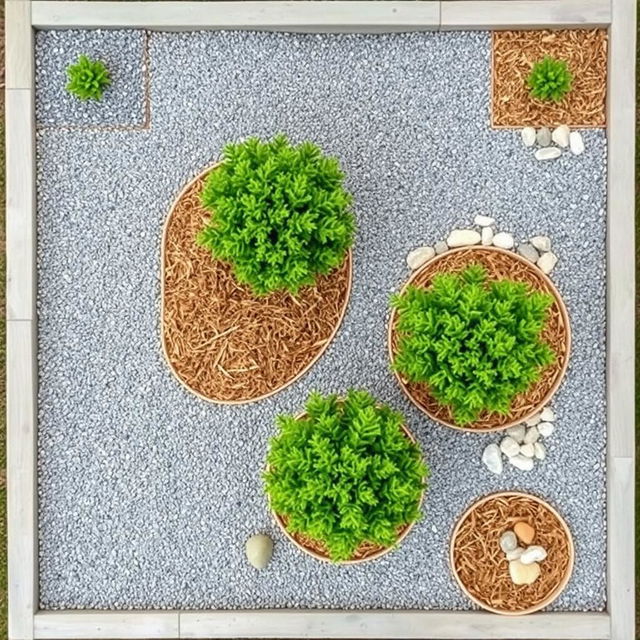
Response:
[449, 490, 575, 616]
[160, 161, 353, 406]
[387, 245, 572, 432]
[269, 405, 425, 565]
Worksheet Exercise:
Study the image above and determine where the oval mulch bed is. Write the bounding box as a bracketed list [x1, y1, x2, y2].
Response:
[161, 165, 352, 404]
[450, 492, 574, 615]
[388, 246, 571, 432]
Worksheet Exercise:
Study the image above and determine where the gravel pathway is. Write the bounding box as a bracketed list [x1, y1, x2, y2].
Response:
[36, 30, 607, 611]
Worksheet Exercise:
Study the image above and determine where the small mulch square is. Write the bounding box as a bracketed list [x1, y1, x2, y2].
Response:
[491, 29, 607, 129]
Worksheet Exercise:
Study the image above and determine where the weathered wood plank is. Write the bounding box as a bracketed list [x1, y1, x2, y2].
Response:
[6, 0, 33, 89]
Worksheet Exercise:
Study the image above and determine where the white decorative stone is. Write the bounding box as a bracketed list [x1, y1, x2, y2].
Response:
[500, 436, 521, 458]
[524, 426, 540, 444]
[535, 147, 562, 161]
[540, 407, 556, 422]
[534, 442, 546, 460]
[517, 243, 539, 263]
[536, 127, 552, 146]
[537, 251, 559, 274]
[481, 226, 494, 246]
[509, 560, 540, 585]
[552, 125, 570, 148]
[407, 246, 435, 270]
[538, 422, 555, 438]
[245, 534, 273, 569]
[520, 443, 535, 458]
[447, 229, 481, 248]
[525, 413, 541, 427]
[530, 235, 552, 252]
[570, 131, 585, 155]
[492, 232, 514, 250]
[509, 454, 534, 471]
[482, 443, 503, 475]
[500, 530, 518, 553]
[521, 127, 536, 147]
[474, 215, 495, 227]
[506, 424, 526, 444]
[434, 240, 448, 255]
[520, 545, 548, 565]
[506, 546, 525, 561]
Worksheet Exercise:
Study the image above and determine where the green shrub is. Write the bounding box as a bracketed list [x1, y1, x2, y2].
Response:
[264, 390, 427, 562]
[527, 56, 573, 102]
[391, 264, 555, 426]
[66, 55, 111, 101]
[197, 135, 355, 296]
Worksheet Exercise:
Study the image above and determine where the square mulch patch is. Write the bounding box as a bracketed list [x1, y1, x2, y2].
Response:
[491, 29, 607, 129]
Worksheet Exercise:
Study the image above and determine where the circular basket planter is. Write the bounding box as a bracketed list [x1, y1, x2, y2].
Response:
[387, 246, 571, 432]
[270, 419, 424, 565]
[161, 163, 352, 405]
[450, 491, 574, 615]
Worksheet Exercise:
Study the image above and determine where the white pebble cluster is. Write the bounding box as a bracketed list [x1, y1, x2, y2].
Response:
[521, 125, 585, 161]
[482, 406, 557, 475]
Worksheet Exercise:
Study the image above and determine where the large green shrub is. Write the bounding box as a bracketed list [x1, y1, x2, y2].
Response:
[392, 264, 555, 426]
[66, 55, 111, 101]
[264, 390, 427, 562]
[197, 135, 355, 296]
[527, 56, 573, 102]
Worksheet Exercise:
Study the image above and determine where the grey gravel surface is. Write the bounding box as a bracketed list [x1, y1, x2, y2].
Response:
[36, 30, 607, 611]
[35, 29, 146, 127]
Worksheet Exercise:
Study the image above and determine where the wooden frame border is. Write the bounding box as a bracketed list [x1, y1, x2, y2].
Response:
[6, 1, 633, 638]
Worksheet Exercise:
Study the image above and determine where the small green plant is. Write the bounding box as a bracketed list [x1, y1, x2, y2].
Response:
[264, 390, 428, 562]
[392, 264, 555, 426]
[197, 135, 355, 296]
[66, 55, 111, 101]
[527, 56, 573, 102]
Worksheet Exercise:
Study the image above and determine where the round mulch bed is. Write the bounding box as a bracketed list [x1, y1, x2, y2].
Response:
[387, 246, 571, 432]
[450, 492, 574, 615]
[161, 165, 352, 404]
[271, 422, 423, 565]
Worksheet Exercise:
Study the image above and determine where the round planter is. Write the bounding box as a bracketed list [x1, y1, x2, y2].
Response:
[161, 163, 353, 405]
[270, 419, 424, 565]
[449, 491, 575, 616]
[388, 246, 571, 432]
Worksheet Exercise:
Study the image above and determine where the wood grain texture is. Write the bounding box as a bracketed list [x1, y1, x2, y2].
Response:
[33, 612, 180, 639]
[441, 0, 610, 29]
[179, 610, 610, 639]
[6, 0, 33, 89]
[7, 321, 38, 640]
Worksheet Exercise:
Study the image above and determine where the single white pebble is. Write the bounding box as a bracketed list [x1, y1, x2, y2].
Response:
[530, 235, 551, 252]
[569, 131, 585, 155]
[525, 413, 541, 427]
[432, 524, 438, 533]
[245, 534, 274, 569]
[538, 422, 555, 438]
[520, 443, 535, 458]
[447, 229, 481, 248]
[406, 246, 435, 270]
[524, 426, 540, 444]
[536, 126, 552, 146]
[535, 147, 562, 161]
[434, 240, 448, 255]
[481, 226, 494, 246]
[517, 243, 539, 263]
[520, 545, 548, 565]
[506, 546, 525, 561]
[509, 559, 540, 585]
[540, 407, 556, 422]
[500, 436, 521, 458]
[506, 424, 526, 444]
[552, 125, 570, 148]
[499, 530, 518, 552]
[474, 214, 495, 227]
[521, 127, 536, 147]
[537, 251, 558, 274]
[482, 443, 503, 475]
[492, 232, 514, 250]
[509, 454, 534, 471]
[534, 441, 546, 460]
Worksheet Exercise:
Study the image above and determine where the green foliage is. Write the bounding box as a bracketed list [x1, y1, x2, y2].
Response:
[527, 56, 573, 102]
[197, 135, 355, 296]
[392, 264, 555, 426]
[264, 390, 428, 562]
[66, 55, 111, 101]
